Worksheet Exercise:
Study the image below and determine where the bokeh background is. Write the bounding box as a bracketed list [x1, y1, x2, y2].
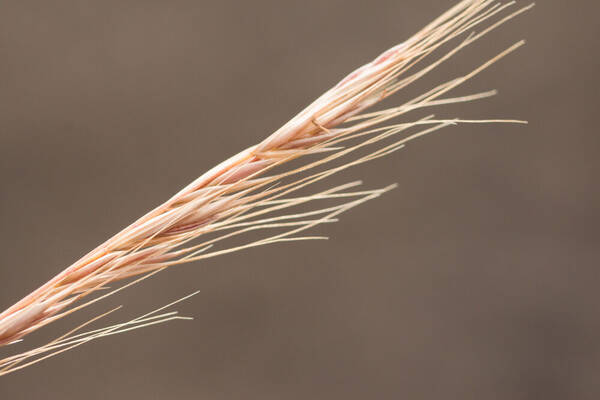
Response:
[0, 1, 598, 399]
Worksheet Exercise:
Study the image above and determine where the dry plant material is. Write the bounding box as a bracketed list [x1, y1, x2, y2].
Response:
[0, 0, 533, 375]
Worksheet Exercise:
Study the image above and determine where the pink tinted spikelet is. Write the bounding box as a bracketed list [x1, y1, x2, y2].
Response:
[0, 0, 533, 375]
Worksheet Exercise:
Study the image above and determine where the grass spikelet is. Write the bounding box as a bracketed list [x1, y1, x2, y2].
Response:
[0, 0, 533, 375]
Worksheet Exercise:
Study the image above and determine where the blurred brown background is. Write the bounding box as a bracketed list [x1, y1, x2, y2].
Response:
[0, 0, 598, 399]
